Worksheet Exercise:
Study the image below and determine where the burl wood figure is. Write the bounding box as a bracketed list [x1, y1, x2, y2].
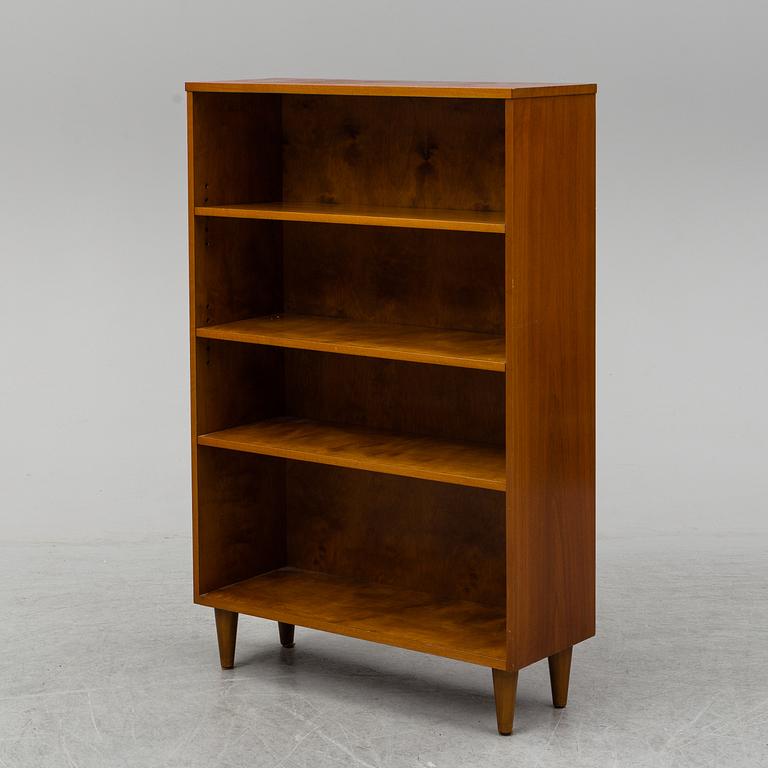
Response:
[187, 78, 595, 735]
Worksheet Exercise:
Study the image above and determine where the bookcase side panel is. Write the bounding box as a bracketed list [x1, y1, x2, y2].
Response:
[188, 93, 201, 596]
[190, 92, 282, 206]
[194, 217, 283, 329]
[197, 449, 287, 595]
[188, 91, 286, 598]
[505, 95, 596, 669]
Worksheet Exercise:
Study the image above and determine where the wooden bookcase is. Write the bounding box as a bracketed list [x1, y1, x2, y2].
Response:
[186, 78, 596, 736]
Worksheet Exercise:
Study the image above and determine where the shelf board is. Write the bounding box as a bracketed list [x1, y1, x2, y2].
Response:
[198, 568, 507, 668]
[198, 417, 506, 491]
[197, 314, 506, 371]
[194, 202, 505, 233]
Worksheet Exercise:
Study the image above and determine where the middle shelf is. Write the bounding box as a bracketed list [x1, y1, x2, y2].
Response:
[196, 313, 505, 371]
[198, 417, 506, 491]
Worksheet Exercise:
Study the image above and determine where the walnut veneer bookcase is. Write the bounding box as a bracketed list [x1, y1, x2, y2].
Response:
[186, 78, 595, 736]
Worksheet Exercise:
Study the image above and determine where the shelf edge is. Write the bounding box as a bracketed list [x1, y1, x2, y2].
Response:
[194, 205, 506, 233]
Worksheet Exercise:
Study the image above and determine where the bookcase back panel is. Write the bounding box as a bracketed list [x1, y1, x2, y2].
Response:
[285, 350, 504, 446]
[194, 217, 282, 327]
[286, 463, 505, 607]
[196, 447, 286, 595]
[284, 223, 504, 334]
[282, 95, 504, 211]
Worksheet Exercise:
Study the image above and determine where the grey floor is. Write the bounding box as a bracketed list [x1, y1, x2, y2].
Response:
[1, 533, 766, 767]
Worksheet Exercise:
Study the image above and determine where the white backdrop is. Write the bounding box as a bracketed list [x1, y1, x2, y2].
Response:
[1, 0, 766, 540]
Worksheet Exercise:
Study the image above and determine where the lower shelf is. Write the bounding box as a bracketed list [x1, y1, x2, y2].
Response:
[198, 568, 507, 668]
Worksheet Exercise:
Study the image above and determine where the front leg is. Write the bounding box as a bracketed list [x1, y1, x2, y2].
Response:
[492, 668, 518, 735]
[214, 608, 238, 669]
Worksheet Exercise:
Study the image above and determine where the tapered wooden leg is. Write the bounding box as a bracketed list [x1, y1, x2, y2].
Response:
[548, 646, 573, 708]
[278, 621, 295, 648]
[492, 668, 518, 735]
[214, 608, 238, 669]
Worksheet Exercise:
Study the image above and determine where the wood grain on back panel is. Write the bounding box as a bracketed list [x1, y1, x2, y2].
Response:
[285, 350, 504, 446]
[282, 96, 504, 212]
[284, 223, 504, 334]
[286, 463, 506, 606]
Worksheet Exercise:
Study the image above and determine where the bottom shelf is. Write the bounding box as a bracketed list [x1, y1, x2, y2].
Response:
[198, 568, 507, 668]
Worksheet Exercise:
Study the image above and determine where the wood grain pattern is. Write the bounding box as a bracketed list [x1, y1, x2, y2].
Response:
[196, 448, 286, 595]
[198, 417, 506, 491]
[194, 339, 503, 448]
[284, 223, 504, 334]
[197, 568, 507, 667]
[186, 78, 597, 99]
[195, 202, 504, 232]
[492, 668, 518, 735]
[285, 351, 504, 445]
[282, 96, 504, 212]
[505, 95, 596, 669]
[190, 93, 281, 206]
[196, 313, 505, 371]
[188, 92, 283, 597]
[287, 463, 506, 606]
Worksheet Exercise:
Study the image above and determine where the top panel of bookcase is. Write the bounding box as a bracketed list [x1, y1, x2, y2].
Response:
[185, 78, 597, 99]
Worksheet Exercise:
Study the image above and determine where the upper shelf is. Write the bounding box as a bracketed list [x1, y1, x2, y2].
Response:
[197, 314, 505, 372]
[194, 202, 505, 233]
[185, 78, 597, 100]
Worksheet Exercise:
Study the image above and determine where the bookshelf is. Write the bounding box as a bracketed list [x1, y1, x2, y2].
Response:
[187, 78, 596, 735]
